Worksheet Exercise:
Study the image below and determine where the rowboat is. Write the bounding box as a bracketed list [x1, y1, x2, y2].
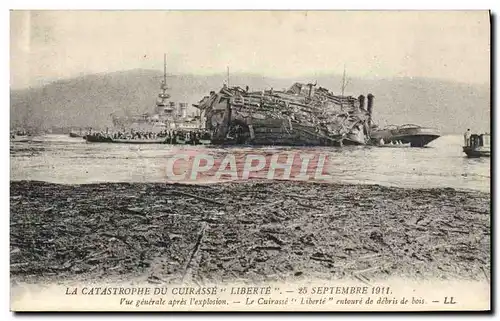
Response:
[378, 142, 411, 148]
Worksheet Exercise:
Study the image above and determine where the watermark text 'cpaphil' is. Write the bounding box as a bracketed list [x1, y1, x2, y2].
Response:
[165, 152, 332, 182]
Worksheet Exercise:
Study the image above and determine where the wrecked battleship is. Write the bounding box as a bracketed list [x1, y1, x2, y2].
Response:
[193, 82, 375, 146]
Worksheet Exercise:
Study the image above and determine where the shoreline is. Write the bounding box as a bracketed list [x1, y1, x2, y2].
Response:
[9, 178, 491, 194]
[10, 180, 490, 285]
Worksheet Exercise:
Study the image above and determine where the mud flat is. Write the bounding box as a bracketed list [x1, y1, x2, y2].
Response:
[10, 180, 490, 285]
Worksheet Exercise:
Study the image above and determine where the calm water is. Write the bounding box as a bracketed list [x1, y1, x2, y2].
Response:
[10, 134, 490, 193]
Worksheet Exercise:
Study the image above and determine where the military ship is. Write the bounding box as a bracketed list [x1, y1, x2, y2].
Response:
[108, 54, 201, 132]
[370, 124, 441, 147]
[193, 82, 375, 146]
[86, 54, 207, 144]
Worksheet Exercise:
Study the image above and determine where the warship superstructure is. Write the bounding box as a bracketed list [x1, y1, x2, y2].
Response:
[109, 54, 201, 133]
[85, 54, 206, 144]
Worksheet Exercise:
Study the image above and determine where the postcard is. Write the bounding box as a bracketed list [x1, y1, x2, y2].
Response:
[10, 10, 491, 311]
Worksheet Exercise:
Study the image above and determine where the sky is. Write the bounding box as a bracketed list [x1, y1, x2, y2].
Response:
[10, 10, 490, 89]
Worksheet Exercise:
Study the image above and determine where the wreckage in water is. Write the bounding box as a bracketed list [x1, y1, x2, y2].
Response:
[194, 83, 375, 146]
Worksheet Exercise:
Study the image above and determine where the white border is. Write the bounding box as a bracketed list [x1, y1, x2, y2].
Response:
[3, 1, 499, 10]
[2, 1, 498, 320]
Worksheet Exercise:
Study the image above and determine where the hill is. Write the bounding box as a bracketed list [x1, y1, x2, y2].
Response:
[10, 69, 490, 134]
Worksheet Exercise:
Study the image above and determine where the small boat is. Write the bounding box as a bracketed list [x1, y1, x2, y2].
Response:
[111, 138, 169, 144]
[85, 134, 169, 144]
[84, 132, 211, 145]
[373, 136, 411, 148]
[69, 132, 83, 138]
[175, 138, 186, 144]
[371, 124, 440, 147]
[10, 136, 32, 143]
[378, 142, 411, 148]
[463, 133, 491, 158]
[10, 130, 33, 142]
[199, 139, 211, 145]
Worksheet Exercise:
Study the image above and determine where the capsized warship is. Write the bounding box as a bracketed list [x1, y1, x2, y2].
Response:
[193, 82, 375, 146]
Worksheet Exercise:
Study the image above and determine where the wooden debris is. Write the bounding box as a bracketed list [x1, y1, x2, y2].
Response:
[481, 266, 489, 282]
[353, 273, 373, 286]
[358, 253, 381, 261]
[353, 266, 381, 275]
[9, 180, 490, 284]
[295, 201, 324, 211]
[182, 223, 207, 282]
[266, 233, 286, 246]
[310, 256, 335, 264]
[171, 191, 225, 206]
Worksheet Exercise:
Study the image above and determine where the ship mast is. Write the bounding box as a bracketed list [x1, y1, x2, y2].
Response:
[163, 53, 167, 86]
[340, 64, 349, 111]
[341, 65, 347, 97]
[227, 66, 230, 87]
[159, 53, 170, 103]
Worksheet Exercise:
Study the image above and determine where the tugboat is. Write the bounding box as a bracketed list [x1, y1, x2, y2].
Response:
[371, 124, 441, 147]
[463, 133, 491, 157]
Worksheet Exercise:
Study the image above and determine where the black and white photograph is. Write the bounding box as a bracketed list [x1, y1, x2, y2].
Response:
[9, 10, 491, 311]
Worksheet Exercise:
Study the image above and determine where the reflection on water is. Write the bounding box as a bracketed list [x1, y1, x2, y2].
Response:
[10, 134, 490, 192]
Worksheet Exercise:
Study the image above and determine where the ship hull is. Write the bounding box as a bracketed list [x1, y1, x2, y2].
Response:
[371, 126, 440, 147]
[211, 118, 346, 147]
[85, 135, 211, 145]
[463, 146, 490, 158]
[107, 139, 169, 144]
[10, 137, 31, 143]
[343, 131, 367, 146]
[391, 134, 441, 147]
[85, 135, 168, 144]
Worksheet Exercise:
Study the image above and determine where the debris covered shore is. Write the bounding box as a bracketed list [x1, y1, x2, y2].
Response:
[10, 180, 490, 285]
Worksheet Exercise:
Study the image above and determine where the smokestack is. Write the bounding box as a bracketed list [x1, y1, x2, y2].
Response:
[367, 93, 374, 115]
[367, 93, 374, 131]
[307, 83, 314, 98]
[358, 95, 365, 110]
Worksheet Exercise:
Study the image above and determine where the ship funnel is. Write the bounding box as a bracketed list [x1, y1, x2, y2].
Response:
[367, 93, 374, 131]
[358, 95, 365, 110]
[367, 93, 374, 115]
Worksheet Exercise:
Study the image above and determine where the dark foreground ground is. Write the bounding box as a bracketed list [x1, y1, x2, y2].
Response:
[10, 180, 490, 285]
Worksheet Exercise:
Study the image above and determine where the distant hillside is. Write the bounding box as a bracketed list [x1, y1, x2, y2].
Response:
[10, 69, 490, 134]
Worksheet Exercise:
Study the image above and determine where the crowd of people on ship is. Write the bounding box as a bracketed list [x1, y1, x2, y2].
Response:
[86, 129, 212, 144]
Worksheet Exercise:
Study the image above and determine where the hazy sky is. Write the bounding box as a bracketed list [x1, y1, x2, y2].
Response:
[10, 10, 490, 89]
